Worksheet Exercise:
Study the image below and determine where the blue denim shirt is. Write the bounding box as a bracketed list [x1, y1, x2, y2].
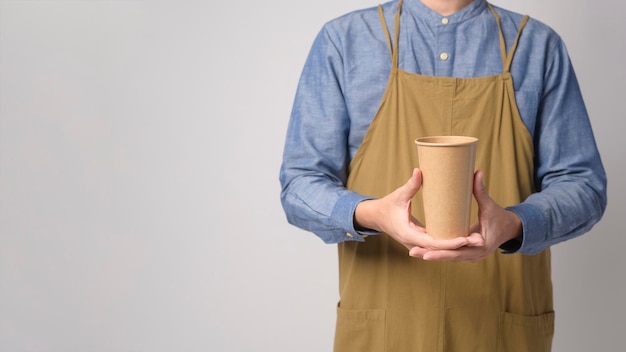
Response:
[279, 0, 607, 255]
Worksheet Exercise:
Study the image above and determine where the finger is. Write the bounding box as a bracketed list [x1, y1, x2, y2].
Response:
[408, 246, 428, 258]
[422, 249, 463, 261]
[473, 170, 495, 210]
[399, 168, 422, 202]
[419, 235, 472, 250]
[465, 232, 485, 247]
[422, 247, 482, 262]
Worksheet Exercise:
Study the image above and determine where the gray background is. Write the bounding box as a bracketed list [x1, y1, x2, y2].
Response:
[0, 0, 623, 351]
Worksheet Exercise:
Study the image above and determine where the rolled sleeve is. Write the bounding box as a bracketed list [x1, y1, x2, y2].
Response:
[505, 203, 548, 255]
[280, 24, 378, 244]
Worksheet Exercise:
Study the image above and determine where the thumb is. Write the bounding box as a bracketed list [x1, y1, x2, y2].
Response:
[399, 168, 422, 201]
[473, 170, 492, 207]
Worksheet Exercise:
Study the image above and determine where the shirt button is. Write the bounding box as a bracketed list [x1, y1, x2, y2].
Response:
[440, 52, 449, 61]
[346, 233, 354, 238]
[441, 17, 449, 25]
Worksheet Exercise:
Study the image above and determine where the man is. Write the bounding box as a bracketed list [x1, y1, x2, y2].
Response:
[279, 0, 607, 350]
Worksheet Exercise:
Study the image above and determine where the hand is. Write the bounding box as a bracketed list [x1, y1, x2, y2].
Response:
[409, 170, 522, 262]
[354, 168, 483, 253]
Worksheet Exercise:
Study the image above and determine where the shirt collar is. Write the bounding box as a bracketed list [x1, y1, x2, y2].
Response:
[403, 0, 487, 26]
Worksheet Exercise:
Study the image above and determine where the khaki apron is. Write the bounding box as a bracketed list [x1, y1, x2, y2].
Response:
[335, 2, 554, 351]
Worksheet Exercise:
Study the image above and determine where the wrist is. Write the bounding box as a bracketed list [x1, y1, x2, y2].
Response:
[505, 210, 523, 241]
[354, 199, 380, 232]
[499, 210, 523, 252]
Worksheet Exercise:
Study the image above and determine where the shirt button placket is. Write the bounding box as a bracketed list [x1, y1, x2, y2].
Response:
[439, 18, 450, 62]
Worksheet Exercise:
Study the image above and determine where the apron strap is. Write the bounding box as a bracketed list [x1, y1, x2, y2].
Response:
[488, 3, 530, 73]
[377, 0, 403, 69]
[378, 5, 393, 58]
[505, 15, 529, 72]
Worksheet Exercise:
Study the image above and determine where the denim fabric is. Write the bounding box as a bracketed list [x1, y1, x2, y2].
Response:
[279, 0, 607, 255]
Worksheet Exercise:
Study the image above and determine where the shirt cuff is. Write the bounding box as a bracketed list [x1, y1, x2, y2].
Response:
[505, 202, 548, 255]
[330, 191, 379, 242]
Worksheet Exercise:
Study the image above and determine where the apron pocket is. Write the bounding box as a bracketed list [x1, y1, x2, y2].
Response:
[334, 307, 386, 352]
[497, 311, 554, 352]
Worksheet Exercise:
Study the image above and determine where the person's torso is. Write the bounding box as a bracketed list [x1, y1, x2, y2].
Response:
[333, 2, 554, 351]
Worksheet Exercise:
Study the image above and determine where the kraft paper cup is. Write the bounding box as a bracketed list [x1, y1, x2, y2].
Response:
[415, 136, 478, 239]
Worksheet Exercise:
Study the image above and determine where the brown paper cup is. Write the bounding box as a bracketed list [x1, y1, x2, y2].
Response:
[415, 136, 478, 239]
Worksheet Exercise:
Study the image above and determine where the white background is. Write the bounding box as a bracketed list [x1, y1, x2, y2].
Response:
[0, 0, 623, 351]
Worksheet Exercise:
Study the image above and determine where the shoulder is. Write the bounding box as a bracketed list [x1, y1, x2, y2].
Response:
[489, 4, 563, 48]
[320, 1, 396, 41]
[309, 1, 396, 60]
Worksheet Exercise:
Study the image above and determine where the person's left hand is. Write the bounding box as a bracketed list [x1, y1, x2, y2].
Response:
[408, 170, 522, 262]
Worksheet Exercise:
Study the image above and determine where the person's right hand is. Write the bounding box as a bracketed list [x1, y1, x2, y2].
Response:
[354, 168, 484, 255]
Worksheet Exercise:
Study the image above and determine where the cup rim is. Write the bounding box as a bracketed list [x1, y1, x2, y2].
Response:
[415, 136, 478, 146]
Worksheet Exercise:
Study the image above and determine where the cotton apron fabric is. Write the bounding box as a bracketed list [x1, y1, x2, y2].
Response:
[335, 2, 554, 351]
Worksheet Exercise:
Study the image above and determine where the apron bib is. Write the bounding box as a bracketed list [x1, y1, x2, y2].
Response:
[334, 2, 554, 351]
